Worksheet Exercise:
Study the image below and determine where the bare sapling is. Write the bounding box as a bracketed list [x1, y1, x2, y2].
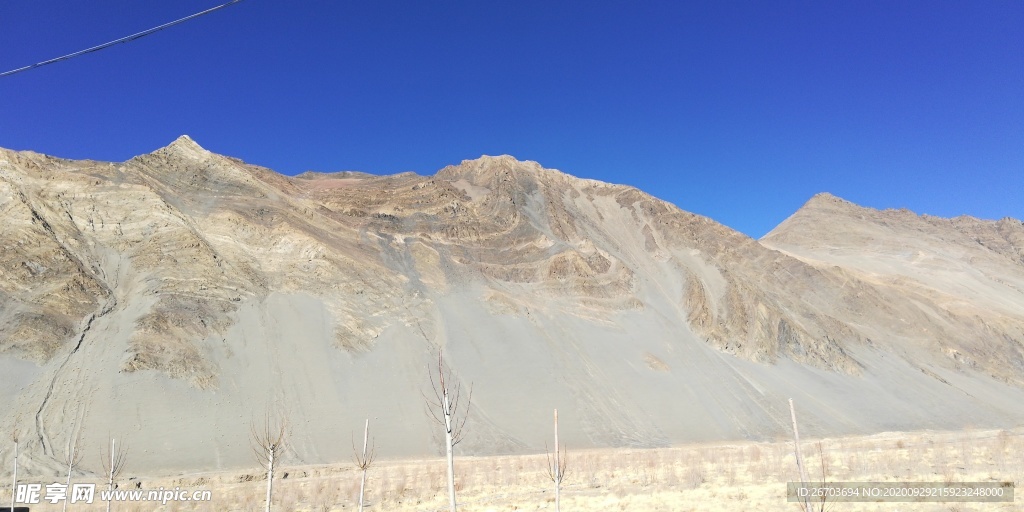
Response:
[10, 427, 19, 512]
[62, 428, 84, 512]
[545, 409, 569, 512]
[812, 441, 835, 512]
[789, 398, 812, 512]
[251, 413, 288, 512]
[424, 351, 473, 512]
[352, 419, 377, 512]
[100, 437, 129, 512]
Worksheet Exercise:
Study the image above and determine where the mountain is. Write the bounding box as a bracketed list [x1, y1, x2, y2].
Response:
[762, 193, 1024, 382]
[1, 137, 1022, 474]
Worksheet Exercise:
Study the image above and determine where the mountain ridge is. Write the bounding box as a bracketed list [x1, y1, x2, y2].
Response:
[1, 138, 1023, 474]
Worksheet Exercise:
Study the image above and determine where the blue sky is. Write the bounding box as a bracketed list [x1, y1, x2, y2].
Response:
[1, 1, 1021, 238]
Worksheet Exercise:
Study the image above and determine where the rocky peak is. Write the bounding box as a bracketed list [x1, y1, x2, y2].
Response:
[155, 134, 210, 161]
[440, 155, 545, 180]
[800, 192, 859, 212]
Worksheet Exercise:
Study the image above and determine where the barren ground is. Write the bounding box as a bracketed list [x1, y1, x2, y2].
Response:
[3, 427, 1022, 511]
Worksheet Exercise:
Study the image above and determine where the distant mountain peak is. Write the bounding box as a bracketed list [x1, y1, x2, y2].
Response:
[458, 154, 546, 169]
[475, 154, 519, 162]
[803, 192, 857, 210]
[157, 134, 209, 159]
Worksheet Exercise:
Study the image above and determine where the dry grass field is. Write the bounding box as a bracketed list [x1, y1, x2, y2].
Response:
[3, 427, 1022, 511]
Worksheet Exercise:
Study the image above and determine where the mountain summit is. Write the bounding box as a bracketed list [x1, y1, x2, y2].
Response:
[1, 140, 1023, 473]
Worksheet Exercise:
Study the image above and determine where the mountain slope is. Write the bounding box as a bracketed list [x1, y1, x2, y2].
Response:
[1, 139, 1022, 474]
[762, 193, 1024, 384]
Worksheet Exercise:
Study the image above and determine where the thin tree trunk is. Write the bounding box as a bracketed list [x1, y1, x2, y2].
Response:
[63, 444, 76, 512]
[106, 439, 115, 512]
[444, 388, 457, 512]
[10, 441, 17, 512]
[358, 419, 368, 512]
[554, 409, 560, 512]
[789, 398, 812, 512]
[265, 449, 274, 512]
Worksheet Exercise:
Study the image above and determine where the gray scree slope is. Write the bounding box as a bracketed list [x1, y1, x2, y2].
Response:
[1, 136, 1023, 474]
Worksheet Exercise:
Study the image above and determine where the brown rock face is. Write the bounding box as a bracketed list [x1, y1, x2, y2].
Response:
[1, 138, 1023, 474]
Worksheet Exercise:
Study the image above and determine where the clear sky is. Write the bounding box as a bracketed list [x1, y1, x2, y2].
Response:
[1, 1, 1021, 238]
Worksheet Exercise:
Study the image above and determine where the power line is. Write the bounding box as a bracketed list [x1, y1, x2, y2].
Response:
[0, 0, 245, 79]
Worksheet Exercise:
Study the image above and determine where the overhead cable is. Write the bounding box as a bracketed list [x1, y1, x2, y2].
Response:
[0, 0, 245, 78]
